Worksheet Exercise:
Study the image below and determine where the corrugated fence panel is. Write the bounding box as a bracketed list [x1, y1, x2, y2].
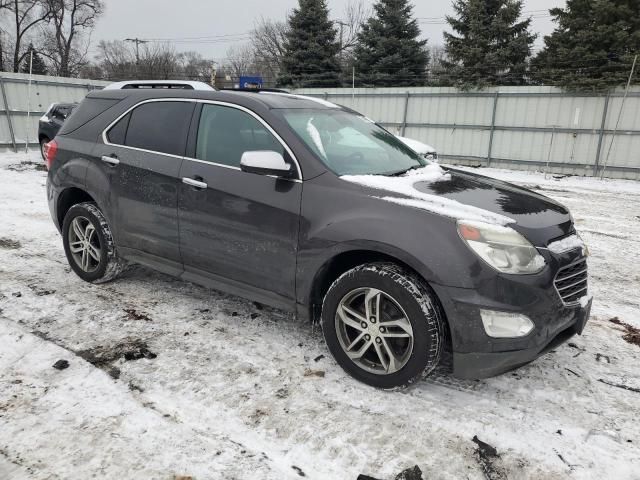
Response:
[496, 95, 606, 130]
[406, 94, 494, 126]
[0, 72, 108, 149]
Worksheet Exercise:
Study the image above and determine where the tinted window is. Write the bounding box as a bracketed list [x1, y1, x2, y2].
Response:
[107, 112, 130, 144]
[195, 104, 284, 167]
[125, 101, 194, 156]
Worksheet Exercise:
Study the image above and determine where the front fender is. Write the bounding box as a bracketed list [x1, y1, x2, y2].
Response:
[297, 176, 479, 307]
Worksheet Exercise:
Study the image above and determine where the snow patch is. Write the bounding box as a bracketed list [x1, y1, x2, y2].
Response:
[579, 293, 593, 308]
[395, 135, 436, 154]
[342, 164, 515, 225]
[547, 234, 584, 254]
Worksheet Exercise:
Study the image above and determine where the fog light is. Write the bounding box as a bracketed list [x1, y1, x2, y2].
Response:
[480, 310, 534, 338]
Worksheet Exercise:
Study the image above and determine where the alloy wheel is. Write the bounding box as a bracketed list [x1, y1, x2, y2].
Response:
[335, 287, 414, 375]
[68, 216, 101, 272]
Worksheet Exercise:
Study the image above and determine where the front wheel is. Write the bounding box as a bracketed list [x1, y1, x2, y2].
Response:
[62, 202, 125, 284]
[322, 263, 443, 389]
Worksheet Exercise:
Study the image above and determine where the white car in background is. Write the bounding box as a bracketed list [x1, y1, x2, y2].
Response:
[395, 135, 438, 162]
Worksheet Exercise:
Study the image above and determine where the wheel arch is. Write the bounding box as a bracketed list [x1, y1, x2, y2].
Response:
[56, 187, 96, 229]
[306, 247, 453, 367]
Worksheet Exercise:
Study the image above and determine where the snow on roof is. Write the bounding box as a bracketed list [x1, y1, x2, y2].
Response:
[341, 164, 515, 225]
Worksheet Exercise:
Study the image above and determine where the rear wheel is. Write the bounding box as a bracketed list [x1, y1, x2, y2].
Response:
[62, 202, 125, 283]
[322, 262, 443, 389]
[39, 137, 50, 162]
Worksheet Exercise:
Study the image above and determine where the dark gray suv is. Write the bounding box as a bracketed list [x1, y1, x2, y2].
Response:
[45, 84, 592, 389]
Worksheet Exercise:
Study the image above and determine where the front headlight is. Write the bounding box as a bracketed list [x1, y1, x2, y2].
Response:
[457, 220, 546, 274]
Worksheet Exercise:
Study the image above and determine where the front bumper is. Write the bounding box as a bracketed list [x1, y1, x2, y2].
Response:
[431, 249, 591, 379]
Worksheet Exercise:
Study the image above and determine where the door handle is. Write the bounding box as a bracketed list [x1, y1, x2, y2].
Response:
[101, 155, 120, 166]
[182, 177, 208, 189]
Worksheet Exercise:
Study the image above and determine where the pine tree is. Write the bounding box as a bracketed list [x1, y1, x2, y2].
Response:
[20, 44, 48, 75]
[442, 0, 536, 89]
[531, 0, 640, 92]
[278, 0, 341, 88]
[353, 0, 428, 87]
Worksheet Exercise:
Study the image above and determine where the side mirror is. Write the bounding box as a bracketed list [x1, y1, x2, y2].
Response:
[240, 151, 293, 178]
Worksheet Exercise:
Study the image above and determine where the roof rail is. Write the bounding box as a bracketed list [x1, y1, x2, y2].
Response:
[220, 87, 290, 93]
[104, 80, 215, 91]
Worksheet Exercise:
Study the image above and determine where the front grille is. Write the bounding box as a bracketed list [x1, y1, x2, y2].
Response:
[554, 258, 588, 305]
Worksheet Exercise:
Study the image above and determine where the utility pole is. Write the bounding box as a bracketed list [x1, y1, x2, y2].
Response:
[124, 38, 148, 76]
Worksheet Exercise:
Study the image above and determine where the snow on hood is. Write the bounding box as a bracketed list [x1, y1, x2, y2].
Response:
[341, 164, 515, 225]
[395, 135, 436, 154]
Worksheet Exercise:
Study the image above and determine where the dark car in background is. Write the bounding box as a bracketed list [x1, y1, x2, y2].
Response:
[38, 102, 77, 160]
[44, 82, 592, 389]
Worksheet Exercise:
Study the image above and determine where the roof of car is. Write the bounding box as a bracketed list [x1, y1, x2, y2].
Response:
[89, 87, 343, 111]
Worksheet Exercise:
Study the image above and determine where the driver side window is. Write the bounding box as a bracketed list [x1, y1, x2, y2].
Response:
[195, 104, 284, 168]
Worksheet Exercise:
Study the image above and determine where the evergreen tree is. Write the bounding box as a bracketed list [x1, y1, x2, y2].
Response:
[353, 0, 428, 87]
[20, 44, 48, 75]
[278, 0, 341, 87]
[531, 0, 640, 92]
[443, 0, 536, 89]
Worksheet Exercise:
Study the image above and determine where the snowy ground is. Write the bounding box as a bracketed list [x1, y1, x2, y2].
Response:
[1, 151, 639, 480]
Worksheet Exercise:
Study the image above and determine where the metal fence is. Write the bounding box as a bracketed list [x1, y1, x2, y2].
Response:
[0, 72, 109, 151]
[2, 75, 639, 180]
[294, 86, 640, 180]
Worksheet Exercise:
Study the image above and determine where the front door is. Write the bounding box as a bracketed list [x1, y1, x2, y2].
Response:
[178, 103, 302, 308]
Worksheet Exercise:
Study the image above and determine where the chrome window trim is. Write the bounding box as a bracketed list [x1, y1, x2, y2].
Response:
[101, 97, 303, 180]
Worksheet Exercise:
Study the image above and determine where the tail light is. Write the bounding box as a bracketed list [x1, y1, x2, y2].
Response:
[44, 139, 58, 170]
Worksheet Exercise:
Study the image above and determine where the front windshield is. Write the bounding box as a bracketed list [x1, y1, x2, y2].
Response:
[276, 108, 427, 176]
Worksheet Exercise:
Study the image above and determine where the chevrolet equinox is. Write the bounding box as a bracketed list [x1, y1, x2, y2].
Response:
[45, 82, 592, 389]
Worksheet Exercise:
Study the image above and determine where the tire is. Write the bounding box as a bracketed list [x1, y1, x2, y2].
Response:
[40, 137, 50, 162]
[322, 262, 443, 389]
[62, 202, 125, 284]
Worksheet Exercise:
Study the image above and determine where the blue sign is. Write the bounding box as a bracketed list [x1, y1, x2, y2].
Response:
[239, 76, 263, 89]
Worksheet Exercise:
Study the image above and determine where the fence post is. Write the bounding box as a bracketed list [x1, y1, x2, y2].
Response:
[0, 75, 18, 153]
[401, 91, 410, 136]
[593, 93, 610, 176]
[486, 92, 500, 166]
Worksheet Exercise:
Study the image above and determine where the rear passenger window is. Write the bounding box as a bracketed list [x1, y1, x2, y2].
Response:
[195, 104, 284, 167]
[116, 101, 194, 156]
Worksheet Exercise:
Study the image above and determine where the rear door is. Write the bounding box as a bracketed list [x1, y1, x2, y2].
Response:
[178, 102, 302, 308]
[97, 99, 195, 273]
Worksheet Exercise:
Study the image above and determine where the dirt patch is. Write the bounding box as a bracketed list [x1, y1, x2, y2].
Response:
[609, 317, 640, 347]
[123, 308, 152, 322]
[76, 339, 157, 371]
[5, 161, 47, 172]
[472, 436, 507, 480]
[0, 238, 21, 249]
[28, 284, 55, 296]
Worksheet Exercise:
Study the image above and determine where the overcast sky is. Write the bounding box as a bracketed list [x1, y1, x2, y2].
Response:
[91, 0, 566, 61]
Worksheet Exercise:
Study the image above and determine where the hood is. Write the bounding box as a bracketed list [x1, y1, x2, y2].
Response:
[412, 168, 573, 245]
